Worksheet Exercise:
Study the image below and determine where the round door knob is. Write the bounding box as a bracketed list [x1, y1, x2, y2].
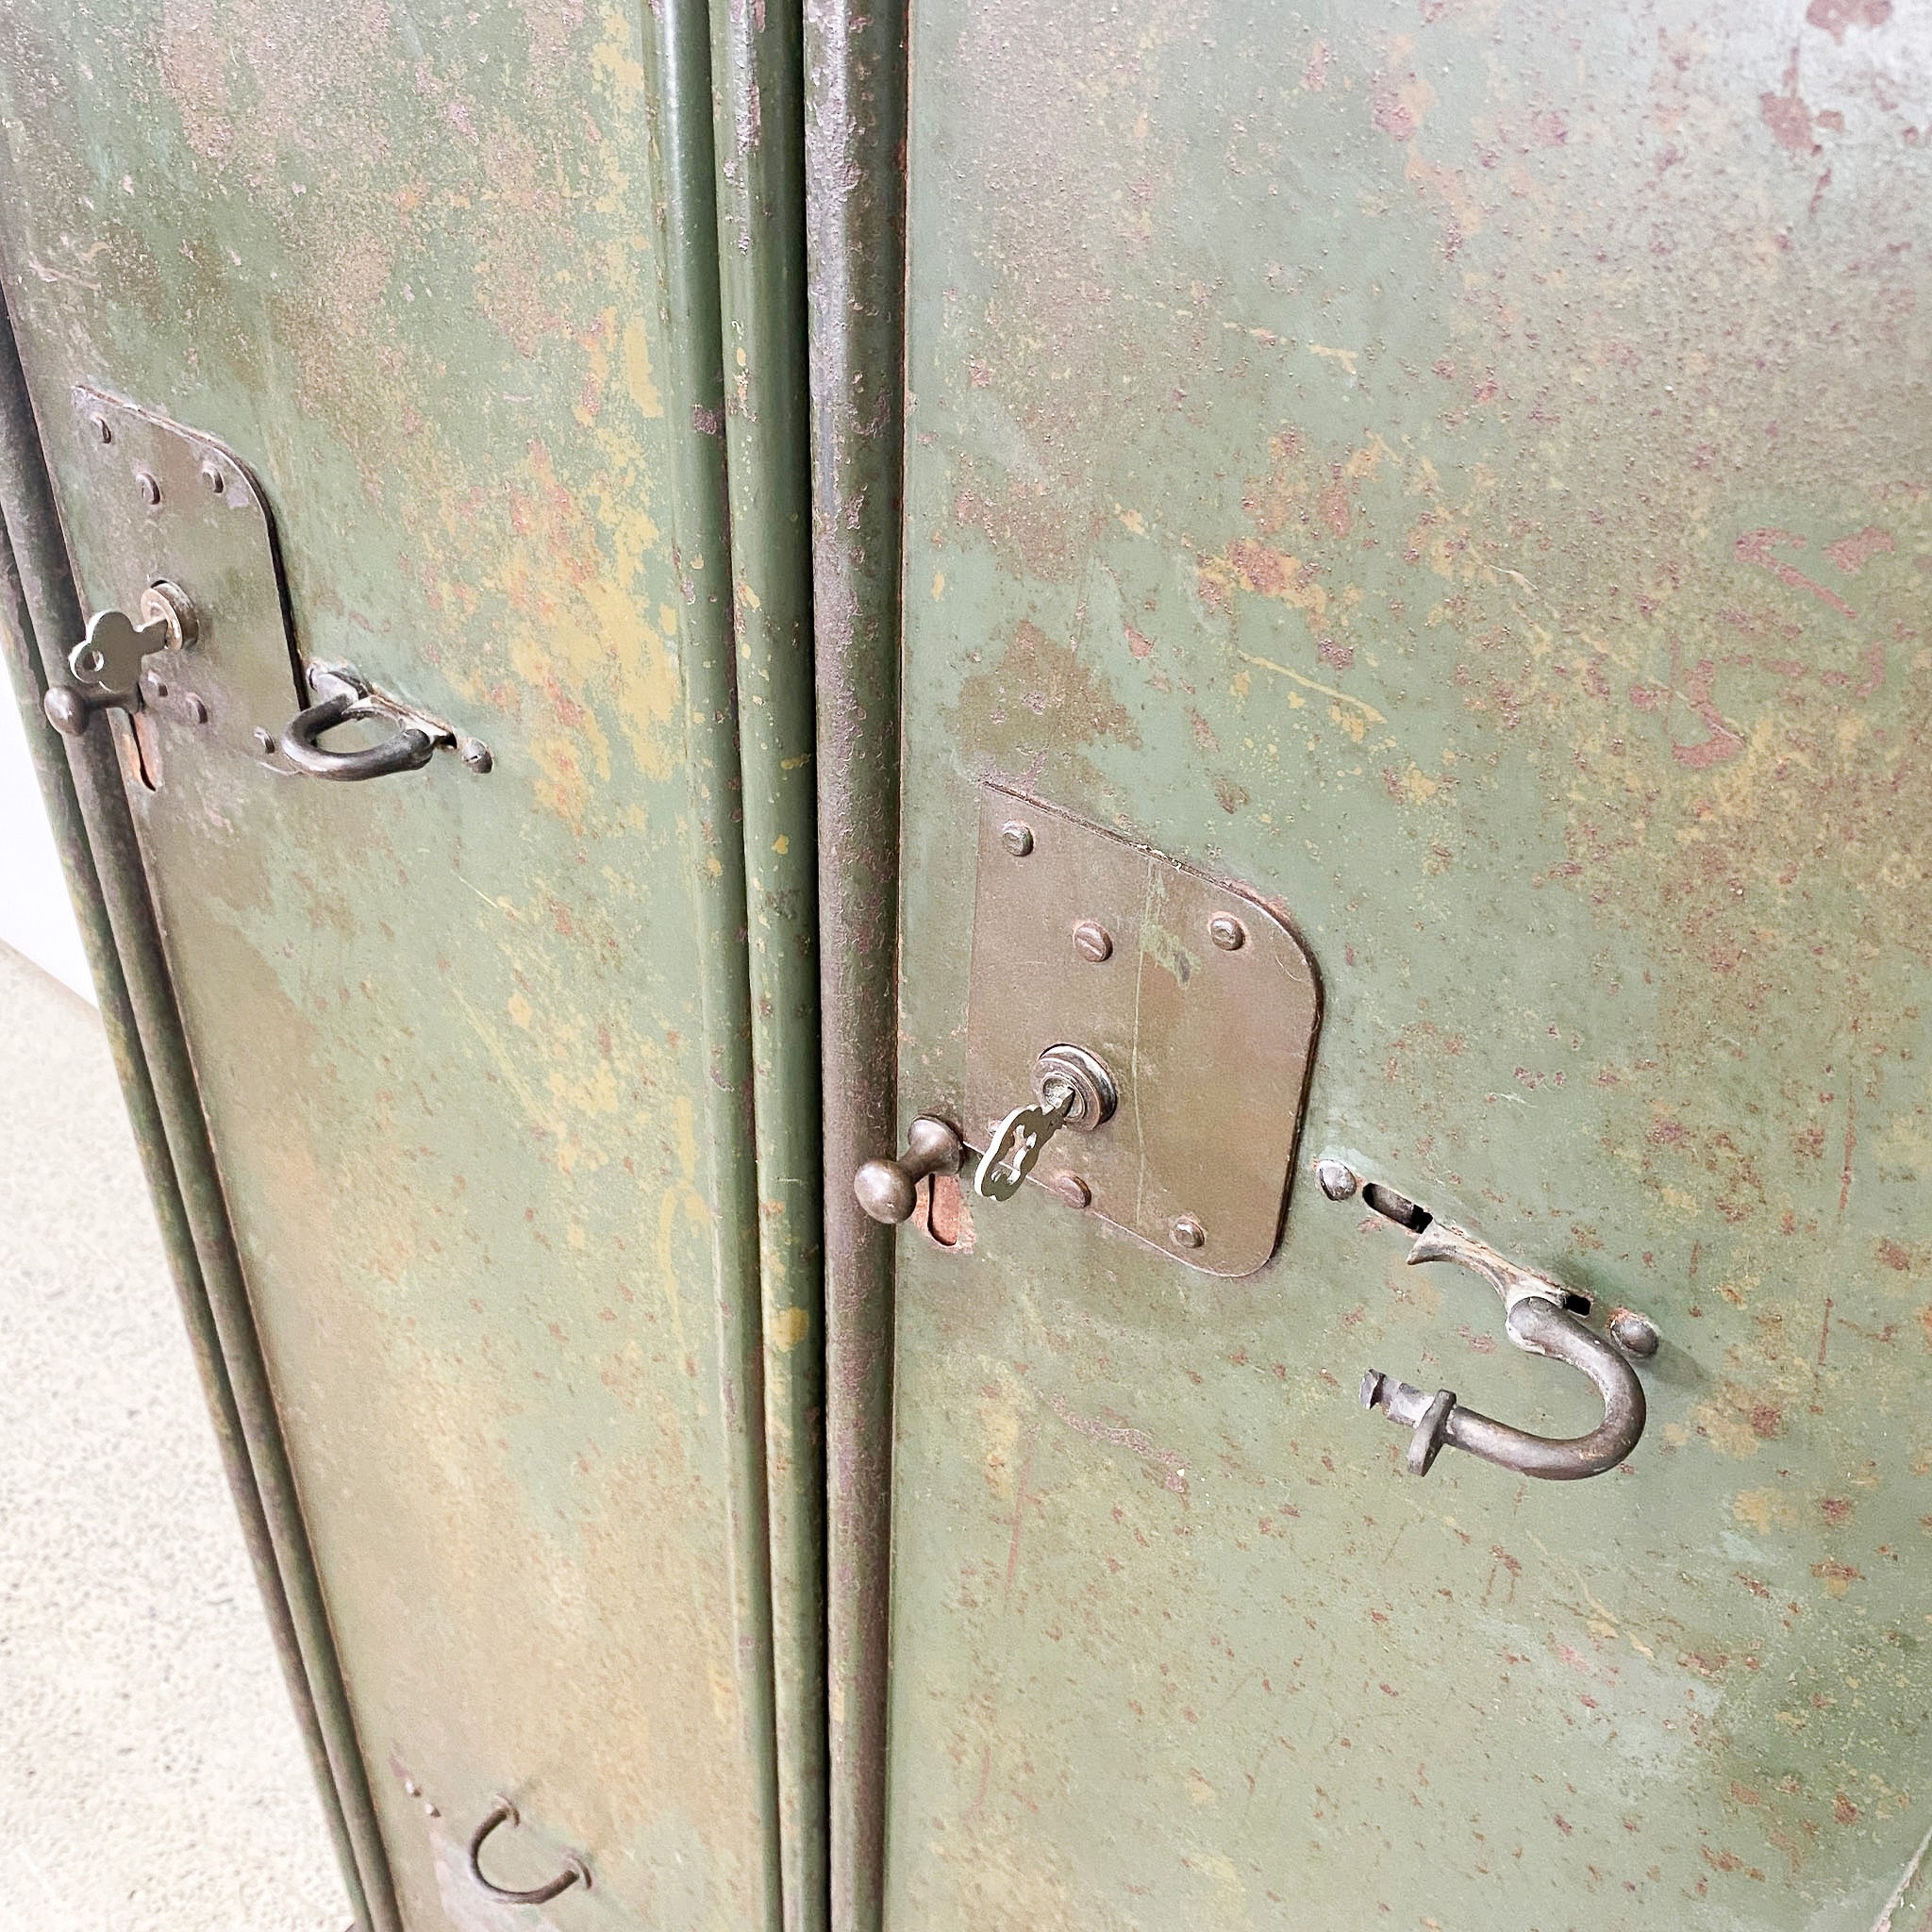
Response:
[855, 1115, 964, 1224]
[43, 684, 117, 737]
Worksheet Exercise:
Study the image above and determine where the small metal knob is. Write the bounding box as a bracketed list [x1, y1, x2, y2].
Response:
[43, 683, 129, 737]
[855, 1116, 964, 1225]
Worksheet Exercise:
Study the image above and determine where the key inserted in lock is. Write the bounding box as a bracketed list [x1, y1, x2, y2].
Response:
[974, 1044, 1118, 1202]
[853, 787, 1321, 1270]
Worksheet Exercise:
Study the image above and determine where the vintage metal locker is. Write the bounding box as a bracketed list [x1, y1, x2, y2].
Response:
[860, 3, 1932, 1930]
[0, 5, 822, 1930]
[5, 2, 1931, 1931]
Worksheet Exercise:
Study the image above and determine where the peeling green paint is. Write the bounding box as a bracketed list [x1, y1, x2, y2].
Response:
[0, 4, 789, 1927]
[886, 3, 1932, 1927]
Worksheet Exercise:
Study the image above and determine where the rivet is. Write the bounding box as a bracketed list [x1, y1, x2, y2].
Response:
[459, 737, 493, 774]
[1073, 919, 1113, 963]
[1169, 1215, 1206, 1251]
[180, 692, 208, 724]
[1315, 1158, 1359, 1201]
[1000, 819, 1034, 858]
[1051, 1173, 1091, 1210]
[402, 1778, 421, 1798]
[135, 468, 161, 508]
[200, 461, 226, 493]
[90, 412, 113, 445]
[1608, 1307, 1662, 1358]
[252, 726, 276, 756]
[1208, 913, 1247, 951]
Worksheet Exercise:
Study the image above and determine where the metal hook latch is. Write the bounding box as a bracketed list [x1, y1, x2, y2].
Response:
[464, 1796, 590, 1906]
[278, 662, 492, 781]
[1356, 1215, 1659, 1481]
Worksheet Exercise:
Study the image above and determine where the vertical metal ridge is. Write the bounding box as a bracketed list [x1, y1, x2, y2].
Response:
[641, 4, 787, 1927]
[802, 0, 909, 1925]
[708, 0, 829, 1925]
[0, 273, 398, 1932]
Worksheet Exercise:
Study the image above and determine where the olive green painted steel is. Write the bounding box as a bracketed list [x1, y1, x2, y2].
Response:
[885, 4, 1932, 1929]
[801, 3, 909, 1924]
[0, 480, 375, 1932]
[0, 294, 392, 1931]
[642, 7, 788, 1926]
[708, 1, 829, 1923]
[0, 5, 784, 1927]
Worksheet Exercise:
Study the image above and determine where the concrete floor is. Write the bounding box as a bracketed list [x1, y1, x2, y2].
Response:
[0, 942, 351, 1931]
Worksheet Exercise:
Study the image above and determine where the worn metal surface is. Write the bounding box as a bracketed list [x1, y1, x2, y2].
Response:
[887, 1, 1932, 1926]
[854, 1116, 964, 1228]
[801, 0, 909, 1923]
[708, 0, 829, 1923]
[961, 784, 1320, 1274]
[0, 4, 787, 1928]
[0, 289, 388, 1931]
[53, 390, 304, 774]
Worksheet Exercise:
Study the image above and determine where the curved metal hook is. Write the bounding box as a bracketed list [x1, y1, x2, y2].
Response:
[279, 688, 435, 782]
[1360, 1220, 1652, 1480]
[465, 1797, 591, 1906]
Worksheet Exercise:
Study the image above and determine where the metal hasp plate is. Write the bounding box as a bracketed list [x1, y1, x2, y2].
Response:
[964, 784, 1320, 1276]
[68, 387, 302, 775]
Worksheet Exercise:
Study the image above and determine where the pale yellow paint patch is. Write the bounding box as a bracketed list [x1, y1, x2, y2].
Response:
[771, 1307, 811, 1352]
[1734, 1488, 1800, 1532]
[623, 313, 663, 417]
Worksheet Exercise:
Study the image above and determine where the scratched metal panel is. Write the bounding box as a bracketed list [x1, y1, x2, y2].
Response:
[887, 3, 1932, 1928]
[0, 8, 780, 1931]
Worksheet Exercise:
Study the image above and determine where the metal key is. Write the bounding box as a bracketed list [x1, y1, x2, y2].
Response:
[974, 1077, 1077, 1202]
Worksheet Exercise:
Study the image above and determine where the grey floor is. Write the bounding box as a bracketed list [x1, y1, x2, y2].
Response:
[0, 942, 351, 1931]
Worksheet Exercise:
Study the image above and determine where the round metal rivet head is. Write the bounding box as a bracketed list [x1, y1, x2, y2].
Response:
[1051, 1173, 1091, 1210]
[135, 468, 161, 507]
[252, 726, 276, 756]
[1000, 820, 1035, 858]
[1315, 1158, 1359, 1201]
[181, 692, 208, 724]
[1073, 920, 1113, 963]
[1169, 1215, 1206, 1251]
[90, 412, 113, 445]
[460, 738, 493, 774]
[1208, 913, 1247, 952]
[1608, 1307, 1661, 1358]
[200, 461, 226, 493]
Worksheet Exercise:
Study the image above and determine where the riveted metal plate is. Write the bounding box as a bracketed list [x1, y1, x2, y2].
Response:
[964, 784, 1321, 1277]
[69, 387, 304, 774]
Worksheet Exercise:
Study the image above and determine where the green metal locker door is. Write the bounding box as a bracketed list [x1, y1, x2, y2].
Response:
[0, 6, 819, 1928]
[871, 3, 1932, 1927]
